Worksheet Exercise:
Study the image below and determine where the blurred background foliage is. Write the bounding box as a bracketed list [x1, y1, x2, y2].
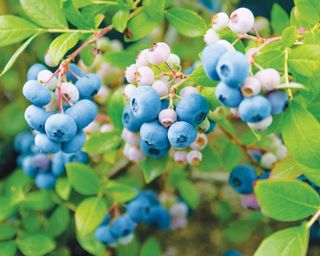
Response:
[0, 0, 319, 256]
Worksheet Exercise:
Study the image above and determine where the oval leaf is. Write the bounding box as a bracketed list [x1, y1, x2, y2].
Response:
[140, 155, 169, 183]
[17, 233, 56, 256]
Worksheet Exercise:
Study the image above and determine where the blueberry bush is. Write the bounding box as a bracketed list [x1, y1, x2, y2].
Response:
[0, 0, 320, 255]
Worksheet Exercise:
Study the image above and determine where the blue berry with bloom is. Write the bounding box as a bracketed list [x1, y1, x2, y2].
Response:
[229, 164, 257, 194]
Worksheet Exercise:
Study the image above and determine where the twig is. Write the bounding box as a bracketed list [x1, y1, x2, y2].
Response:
[306, 209, 320, 229]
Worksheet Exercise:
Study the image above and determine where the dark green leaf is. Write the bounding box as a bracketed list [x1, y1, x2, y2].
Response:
[63, 0, 92, 29]
[177, 179, 200, 210]
[144, 0, 165, 21]
[107, 88, 125, 130]
[140, 155, 169, 183]
[80, 45, 95, 67]
[112, 10, 130, 33]
[271, 3, 290, 34]
[23, 191, 54, 211]
[17, 233, 56, 256]
[140, 237, 162, 256]
[0, 241, 17, 256]
[0, 224, 16, 241]
[103, 51, 136, 68]
[46, 207, 70, 238]
[76, 233, 105, 256]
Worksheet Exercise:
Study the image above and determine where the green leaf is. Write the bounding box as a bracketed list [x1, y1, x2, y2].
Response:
[23, 191, 54, 211]
[0, 32, 40, 77]
[20, 0, 68, 28]
[105, 181, 137, 203]
[55, 178, 71, 200]
[177, 179, 200, 210]
[46, 207, 70, 238]
[271, 157, 302, 179]
[0, 196, 17, 222]
[112, 10, 130, 33]
[255, 49, 284, 71]
[300, 165, 320, 188]
[282, 102, 320, 169]
[255, 179, 320, 221]
[165, 8, 207, 37]
[281, 26, 297, 47]
[75, 197, 107, 237]
[0, 241, 17, 256]
[140, 155, 169, 183]
[63, 0, 92, 29]
[254, 225, 308, 256]
[189, 65, 218, 87]
[5, 170, 31, 194]
[48, 32, 80, 66]
[66, 163, 101, 196]
[84, 131, 122, 154]
[140, 237, 162, 256]
[0, 224, 16, 241]
[271, 3, 290, 34]
[22, 213, 41, 233]
[197, 146, 223, 172]
[80, 45, 95, 67]
[107, 88, 125, 130]
[103, 51, 136, 69]
[76, 233, 105, 256]
[294, 0, 320, 28]
[126, 10, 159, 42]
[17, 233, 56, 256]
[144, 0, 165, 21]
[0, 15, 40, 47]
[288, 44, 320, 77]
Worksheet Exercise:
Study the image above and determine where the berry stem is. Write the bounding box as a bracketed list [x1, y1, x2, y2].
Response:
[306, 208, 320, 229]
[249, 36, 282, 64]
[284, 47, 293, 99]
[113, 203, 120, 218]
[57, 73, 64, 114]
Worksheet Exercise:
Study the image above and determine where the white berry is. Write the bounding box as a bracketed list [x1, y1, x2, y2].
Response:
[255, 68, 281, 92]
[166, 53, 181, 68]
[229, 8, 255, 34]
[152, 80, 168, 97]
[146, 42, 171, 65]
[136, 49, 150, 67]
[37, 70, 57, 90]
[126, 131, 140, 146]
[215, 40, 235, 52]
[247, 115, 273, 131]
[211, 12, 229, 31]
[124, 84, 137, 99]
[100, 124, 113, 133]
[260, 152, 277, 169]
[276, 145, 287, 160]
[242, 77, 261, 97]
[158, 108, 177, 127]
[186, 150, 202, 165]
[59, 82, 79, 103]
[173, 151, 187, 164]
[125, 64, 138, 84]
[203, 29, 220, 45]
[128, 146, 145, 162]
[180, 86, 199, 97]
[170, 202, 188, 218]
[190, 133, 208, 150]
[135, 66, 154, 85]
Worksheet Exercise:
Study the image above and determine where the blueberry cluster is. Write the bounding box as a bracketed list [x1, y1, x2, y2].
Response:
[95, 190, 189, 246]
[121, 43, 215, 163]
[202, 10, 289, 131]
[14, 131, 89, 189]
[23, 63, 100, 154]
[228, 134, 287, 209]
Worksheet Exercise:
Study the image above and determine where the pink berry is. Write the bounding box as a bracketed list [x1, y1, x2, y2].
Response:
[135, 66, 154, 85]
[37, 70, 57, 90]
[100, 124, 113, 133]
[203, 29, 220, 45]
[211, 12, 229, 31]
[136, 49, 149, 67]
[128, 146, 145, 162]
[152, 80, 168, 97]
[186, 150, 202, 165]
[173, 151, 187, 165]
[158, 109, 177, 127]
[190, 134, 208, 150]
[179, 86, 198, 97]
[229, 8, 255, 34]
[59, 82, 79, 103]
[241, 194, 260, 210]
[241, 77, 261, 97]
[171, 216, 188, 230]
[126, 131, 140, 146]
[146, 42, 171, 65]
[125, 64, 138, 84]
[95, 85, 110, 104]
[170, 202, 188, 218]
[255, 68, 281, 91]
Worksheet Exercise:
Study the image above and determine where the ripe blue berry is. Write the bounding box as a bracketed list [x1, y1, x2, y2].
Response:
[266, 91, 289, 115]
[215, 82, 243, 107]
[65, 151, 89, 163]
[146, 206, 170, 229]
[139, 139, 170, 158]
[122, 105, 143, 132]
[66, 64, 83, 83]
[109, 215, 137, 238]
[206, 120, 216, 134]
[130, 86, 161, 123]
[201, 43, 227, 80]
[23, 80, 51, 106]
[238, 95, 272, 123]
[27, 63, 46, 80]
[35, 173, 56, 189]
[34, 133, 61, 153]
[216, 51, 250, 87]
[143, 190, 160, 206]
[62, 131, 86, 154]
[168, 121, 197, 148]
[229, 164, 257, 194]
[24, 105, 52, 132]
[32, 153, 51, 173]
[75, 73, 101, 99]
[14, 131, 34, 154]
[65, 99, 97, 130]
[224, 250, 243, 256]
[51, 152, 66, 176]
[95, 226, 116, 245]
[22, 156, 38, 177]
[127, 196, 151, 223]
[176, 93, 209, 126]
[140, 121, 170, 150]
[45, 114, 77, 142]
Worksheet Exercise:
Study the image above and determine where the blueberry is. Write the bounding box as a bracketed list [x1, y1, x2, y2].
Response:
[142, 190, 160, 206]
[238, 95, 272, 123]
[139, 139, 169, 158]
[99, 215, 112, 227]
[122, 105, 143, 132]
[167, 121, 197, 148]
[95, 226, 116, 244]
[27, 63, 46, 80]
[146, 206, 170, 230]
[130, 86, 161, 123]
[64, 151, 89, 163]
[216, 51, 249, 87]
[140, 121, 170, 150]
[223, 250, 243, 256]
[35, 173, 56, 189]
[32, 153, 51, 173]
[34, 133, 61, 153]
[22, 156, 37, 177]
[65, 100, 97, 130]
[51, 152, 66, 176]
[176, 93, 209, 126]
[109, 215, 137, 238]
[201, 44, 228, 80]
[66, 64, 83, 83]
[24, 105, 52, 132]
[266, 91, 289, 115]
[127, 196, 151, 223]
[215, 82, 243, 107]
[161, 99, 170, 110]
[23, 80, 51, 107]
[14, 131, 34, 154]
[229, 164, 257, 194]
[45, 114, 77, 142]
[61, 131, 86, 154]
[75, 73, 101, 99]
[205, 121, 216, 134]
